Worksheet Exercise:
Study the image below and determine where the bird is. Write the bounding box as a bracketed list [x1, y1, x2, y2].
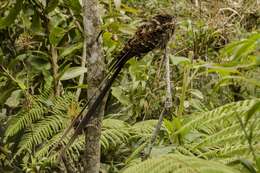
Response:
[57, 13, 176, 157]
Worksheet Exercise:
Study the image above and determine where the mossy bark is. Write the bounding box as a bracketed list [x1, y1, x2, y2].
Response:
[82, 0, 104, 172]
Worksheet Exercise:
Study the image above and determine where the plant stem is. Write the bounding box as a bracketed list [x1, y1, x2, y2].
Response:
[177, 51, 193, 116]
[51, 46, 59, 96]
[76, 31, 87, 100]
[145, 47, 173, 159]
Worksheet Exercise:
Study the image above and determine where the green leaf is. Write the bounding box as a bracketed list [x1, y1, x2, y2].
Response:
[0, 0, 24, 29]
[60, 67, 88, 80]
[229, 158, 257, 173]
[21, 9, 32, 29]
[114, 0, 121, 9]
[28, 55, 51, 71]
[17, 81, 26, 90]
[103, 31, 117, 48]
[255, 55, 260, 65]
[111, 87, 130, 105]
[245, 100, 260, 126]
[222, 33, 260, 62]
[190, 89, 204, 99]
[256, 156, 260, 172]
[31, 11, 43, 34]
[60, 42, 83, 58]
[0, 87, 16, 105]
[128, 60, 148, 82]
[121, 4, 139, 14]
[64, 0, 81, 15]
[45, 0, 59, 13]
[49, 26, 66, 46]
[123, 154, 242, 173]
[206, 64, 239, 76]
[164, 119, 174, 134]
[170, 55, 190, 65]
[118, 24, 136, 35]
[232, 40, 256, 61]
[5, 90, 22, 107]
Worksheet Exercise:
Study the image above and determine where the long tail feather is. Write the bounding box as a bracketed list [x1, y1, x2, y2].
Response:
[48, 70, 113, 157]
[57, 51, 131, 159]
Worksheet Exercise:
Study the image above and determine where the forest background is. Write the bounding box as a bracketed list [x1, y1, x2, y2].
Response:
[0, 0, 260, 173]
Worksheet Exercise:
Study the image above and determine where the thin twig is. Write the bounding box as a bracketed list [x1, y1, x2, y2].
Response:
[164, 48, 173, 109]
[177, 51, 193, 117]
[51, 46, 60, 96]
[144, 47, 173, 159]
[76, 32, 87, 100]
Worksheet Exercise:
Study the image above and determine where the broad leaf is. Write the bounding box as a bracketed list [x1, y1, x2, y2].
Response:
[5, 90, 22, 107]
[60, 42, 83, 58]
[49, 26, 66, 46]
[111, 87, 130, 105]
[31, 11, 43, 34]
[0, 0, 24, 29]
[60, 67, 88, 80]
[170, 55, 190, 65]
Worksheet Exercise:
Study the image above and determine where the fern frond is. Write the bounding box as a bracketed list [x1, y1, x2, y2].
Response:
[131, 120, 158, 138]
[173, 99, 260, 164]
[35, 132, 63, 159]
[101, 119, 130, 150]
[15, 114, 67, 157]
[175, 99, 259, 135]
[122, 154, 241, 173]
[5, 101, 46, 138]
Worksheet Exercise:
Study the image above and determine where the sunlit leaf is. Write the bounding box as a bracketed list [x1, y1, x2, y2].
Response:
[0, 0, 24, 29]
[222, 33, 260, 62]
[121, 4, 139, 14]
[170, 55, 190, 65]
[119, 24, 136, 35]
[206, 65, 239, 76]
[111, 87, 130, 105]
[190, 89, 204, 100]
[114, 0, 121, 9]
[256, 156, 260, 172]
[60, 67, 88, 80]
[229, 158, 257, 173]
[103, 31, 118, 48]
[60, 42, 83, 58]
[5, 90, 22, 107]
[49, 26, 66, 46]
[245, 100, 260, 126]
[256, 55, 260, 65]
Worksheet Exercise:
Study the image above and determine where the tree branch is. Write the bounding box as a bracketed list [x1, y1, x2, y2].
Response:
[81, 0, 104, 172]
[144, 47, 173, 159]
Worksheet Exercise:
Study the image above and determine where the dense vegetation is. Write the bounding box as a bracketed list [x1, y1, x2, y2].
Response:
[0, 0, 259, 172]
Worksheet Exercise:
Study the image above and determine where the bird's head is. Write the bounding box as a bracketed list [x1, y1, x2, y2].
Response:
[153, 14, 176, 25]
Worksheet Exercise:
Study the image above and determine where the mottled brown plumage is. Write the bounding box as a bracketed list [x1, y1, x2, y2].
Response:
[57, 14, 176, 155]
[111, 14, 176, 71]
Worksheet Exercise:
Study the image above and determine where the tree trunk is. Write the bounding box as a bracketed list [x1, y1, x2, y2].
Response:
[82, 0, 104, 172]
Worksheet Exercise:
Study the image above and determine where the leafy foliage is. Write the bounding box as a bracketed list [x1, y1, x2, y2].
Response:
[173, 99, 260, 163]
[0, 0, 260, 172]
[123, 154, 242, 173]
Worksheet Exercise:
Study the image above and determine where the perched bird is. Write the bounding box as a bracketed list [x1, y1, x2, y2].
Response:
[58, 14, 176, 155]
